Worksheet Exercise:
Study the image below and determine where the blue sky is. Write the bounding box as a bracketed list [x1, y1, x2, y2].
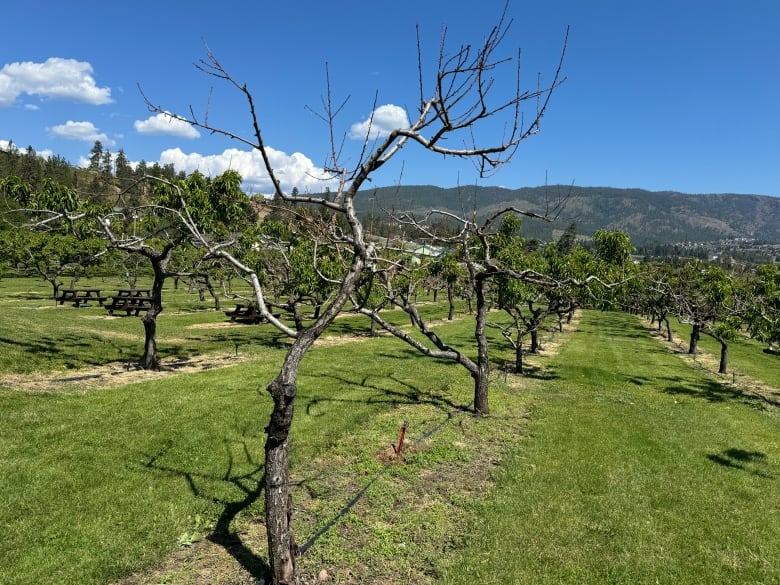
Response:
[1, 1, 778, 197]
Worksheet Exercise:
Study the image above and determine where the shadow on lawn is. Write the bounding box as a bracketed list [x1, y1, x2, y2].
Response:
[140, 439, 271, 581]
[304, 371, 466, 414]
[664, 377, 760, 406]
[707, 448, 774, 478]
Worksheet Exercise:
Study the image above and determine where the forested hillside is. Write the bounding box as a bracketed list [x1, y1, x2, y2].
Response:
[353, 185, 780, 245]
[3, 143, 779, 246]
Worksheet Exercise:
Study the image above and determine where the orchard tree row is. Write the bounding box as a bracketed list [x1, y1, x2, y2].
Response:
[1, 9, 777, 583]
[4, 159, 779, 583]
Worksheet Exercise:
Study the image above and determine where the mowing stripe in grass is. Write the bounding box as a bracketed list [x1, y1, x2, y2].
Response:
[441, 310, 780, 585]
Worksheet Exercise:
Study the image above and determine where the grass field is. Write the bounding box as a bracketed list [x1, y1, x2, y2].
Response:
[2, 277, 780, 584]
[441, 311, 780, 584]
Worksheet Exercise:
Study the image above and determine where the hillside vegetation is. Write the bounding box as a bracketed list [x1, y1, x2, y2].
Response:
[354, 185, 780, 245]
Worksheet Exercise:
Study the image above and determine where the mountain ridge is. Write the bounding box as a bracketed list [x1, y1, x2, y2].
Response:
[353, 185, 780, 245]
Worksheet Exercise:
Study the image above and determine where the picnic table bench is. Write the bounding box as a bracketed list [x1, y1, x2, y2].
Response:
[224, 303, 280, 324]
[116, 288, 152, 297]
[104, 293, 154, 316]
[55, 288, 108, 307]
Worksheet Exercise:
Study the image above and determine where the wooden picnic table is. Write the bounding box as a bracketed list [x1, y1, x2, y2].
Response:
[116, 288, 152, 297]
[224, 303, 280, 324]
[55, 288, 108, 307]
[104, 293, 154, 316]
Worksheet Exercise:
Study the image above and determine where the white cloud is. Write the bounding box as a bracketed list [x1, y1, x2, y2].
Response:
[48, 120, 115, 146]
[0, 57, 112, 107]
[134, 112, 200, 139]
[159, 146, 338, 195]
[349, 104, 409, 140]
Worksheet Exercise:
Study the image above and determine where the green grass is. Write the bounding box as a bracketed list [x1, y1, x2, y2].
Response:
[4, 276, 780, 584]
[0, 277, 264, 372]
[0, 340, 477, 585]
[671, 318, 780, 389]
[0, 277, 458, 375]
[0, 278, 479, 584]
[441, 311, 780, 584]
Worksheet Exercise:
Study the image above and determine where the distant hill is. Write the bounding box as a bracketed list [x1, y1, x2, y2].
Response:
[353, 185, 780, 245]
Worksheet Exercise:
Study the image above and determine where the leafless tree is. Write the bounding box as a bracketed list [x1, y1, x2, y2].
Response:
[142, 10, 568, 583]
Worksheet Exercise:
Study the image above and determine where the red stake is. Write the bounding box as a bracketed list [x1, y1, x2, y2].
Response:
[394, 422, 408, 455]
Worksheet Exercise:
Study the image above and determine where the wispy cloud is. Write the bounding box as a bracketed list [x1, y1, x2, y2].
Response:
[0, 57, 112, 107]
[349, 104, 409, 140]
[134, 112, 200, 139]
[48, 121, 115, 146]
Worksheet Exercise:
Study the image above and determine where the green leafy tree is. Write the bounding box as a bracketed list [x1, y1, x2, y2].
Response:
[745, 264, 780, 353]
[427, 251, 464, 320]
[114, 149, 132, 181]
[670, 261, 744, 373]
[0, 175, 106, 295]
[0, 229, 105, 298]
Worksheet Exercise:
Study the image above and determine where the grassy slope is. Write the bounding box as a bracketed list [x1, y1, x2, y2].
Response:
[442, 311, 780, 584]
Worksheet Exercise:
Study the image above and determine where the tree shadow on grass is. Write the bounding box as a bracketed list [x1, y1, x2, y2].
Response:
[664, 377, 761, 407]
[707, 448, 774, 478]
[139, 439, 271, 582]
[303, 372, 466, 414]
[509, 362, 562, 381]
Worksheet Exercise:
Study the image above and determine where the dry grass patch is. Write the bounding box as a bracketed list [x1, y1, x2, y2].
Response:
[0, 353, 253, 393]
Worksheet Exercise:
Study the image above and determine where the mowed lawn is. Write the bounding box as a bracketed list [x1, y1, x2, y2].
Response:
[3, 276, 780, 585]
[442, 310, 780, 585]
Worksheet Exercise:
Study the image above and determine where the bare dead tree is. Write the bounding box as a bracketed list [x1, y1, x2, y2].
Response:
[141, 12, 568, 583]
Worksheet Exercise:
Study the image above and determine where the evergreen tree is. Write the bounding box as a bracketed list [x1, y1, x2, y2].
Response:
[557, 222, 577, 255]
[88, 141, 103, 170]
[114, 149, 132, 181]
[101, 149, 113, 176]
[18, 146, 42, 185]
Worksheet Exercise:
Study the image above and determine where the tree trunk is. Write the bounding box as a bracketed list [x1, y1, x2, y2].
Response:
[663, 316, 673, 342]
[473, 276, 490, 414]
[447, 283, 455, 321]
[292, 303, 304, 332]
[265, 370, 299, 585]
[140, 258, 168, 370]
[515, 340, 524, 374]
[529, 328, 540, 354]
[141, 311, 159, 370]
[718, 340, 728, 374]
[689, 322, 701, 354]
[472, 368, 489, 414]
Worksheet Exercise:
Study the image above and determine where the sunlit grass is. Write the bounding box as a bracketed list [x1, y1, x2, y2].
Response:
[0, 322, 477, 584]
[441, 311, 780, 584]
[4, 276, 780, 584]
